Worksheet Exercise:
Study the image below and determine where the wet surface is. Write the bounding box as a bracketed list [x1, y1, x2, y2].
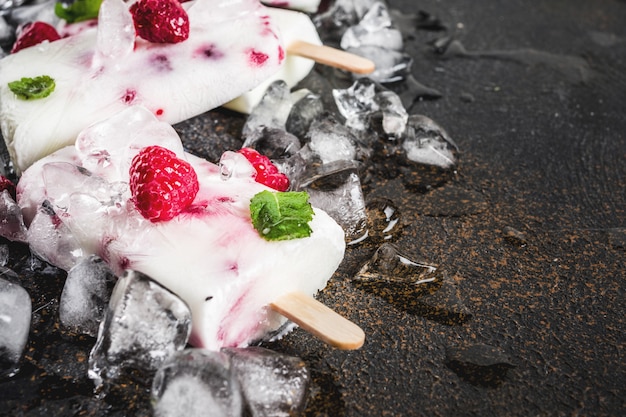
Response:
[1, 0, 626, 415]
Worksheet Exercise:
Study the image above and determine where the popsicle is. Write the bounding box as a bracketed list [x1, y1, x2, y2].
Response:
[224, 6, 376, 114]
[0, 0, 285, 174]
[17, 105, 363, 350]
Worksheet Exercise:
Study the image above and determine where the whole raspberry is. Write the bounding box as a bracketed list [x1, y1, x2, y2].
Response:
[130, 0, 190, 44]
[129, 146, 199, 222]
[237, 148, 290, 192]
[11, 21, 61, 54]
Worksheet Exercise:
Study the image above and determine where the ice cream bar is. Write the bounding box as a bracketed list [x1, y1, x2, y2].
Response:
[17, 106, 348, 350]
[0, 0, 285, 174]
[262, 0, 322, 13]
[224, 7, 375, 114]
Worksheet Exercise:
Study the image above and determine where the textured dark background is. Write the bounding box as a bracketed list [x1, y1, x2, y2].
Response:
[1, 0, 625, 416]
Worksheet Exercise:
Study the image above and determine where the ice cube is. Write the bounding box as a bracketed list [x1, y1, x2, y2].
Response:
[41, 162, 124, 213]
[0, 244, 9, 266]
[285, 91, 325, 140]
[95, 0, 134, 61]
[0, 189, 28, 242]
[5, 0, 58, 27]
[300, 161, 367, 240]
[401, 114, 458, 168]
[333, 79, 377, 131]
[304, 117, 359, 164]
[59, 255, 117, 337]
[333, 79, 408, 136]
[363, 198, 402, 244]
[242, 127, 302, 162]
[341, 2, 403, 51]
[0, 15, 12, 55]
[151, 349, 243, 417]
[377, 90, 409, 137]
[243, 81, 293, 138]
[223, 346, 310, 417]
[348, 45, 413, 83]
[0, 275, 31, 377]
[357, 243, 437, 284]
[75, 106, 185, 181]
[26, 200, 85, 271]
[88, 270, 192, 387]
[314, 0, 379, 37]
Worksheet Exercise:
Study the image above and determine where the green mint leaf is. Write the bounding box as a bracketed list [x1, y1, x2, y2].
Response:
[8, 76, 56, 100]
[250, 190, 314, 241]
[55, 0, 102, 23]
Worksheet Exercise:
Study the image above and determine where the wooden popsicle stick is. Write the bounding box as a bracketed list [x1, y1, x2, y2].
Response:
[270, 291, 365, 350]
[287, 40, 376, 75]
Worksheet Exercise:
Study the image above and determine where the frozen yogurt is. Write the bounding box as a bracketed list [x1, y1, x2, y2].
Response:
[0, 0, 285, 173]
[17, 106, 346, 350]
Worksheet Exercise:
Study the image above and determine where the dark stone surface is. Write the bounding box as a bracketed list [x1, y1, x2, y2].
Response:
[1, 0, 625, 416]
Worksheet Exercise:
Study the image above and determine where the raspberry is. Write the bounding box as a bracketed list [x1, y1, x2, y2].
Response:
[11, 21, 61, 54]
[130, 0, 190, 44]
[237, 148, 290, 192]
[129, 146, 199, 222]
[0, 175, 16, 200]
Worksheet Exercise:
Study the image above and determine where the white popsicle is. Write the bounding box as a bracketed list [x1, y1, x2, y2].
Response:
[17, 106, 349, 350]
[0, 0, 285, 174]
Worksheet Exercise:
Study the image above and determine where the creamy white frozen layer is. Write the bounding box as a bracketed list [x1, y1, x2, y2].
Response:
[223, 7, 321, 114]
[0, 0, 284, 173]
[262, 0, 322, 13]
[17, 106, 346, 350]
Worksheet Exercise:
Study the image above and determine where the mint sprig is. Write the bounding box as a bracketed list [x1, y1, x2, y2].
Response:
[8, 76, 56, 100]
[250, 190, 314, 241]
[55, 0, 102, 23]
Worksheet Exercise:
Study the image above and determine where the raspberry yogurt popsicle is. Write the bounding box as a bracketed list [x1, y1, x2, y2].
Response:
[17, 106, 363, 350]
[0, 0, 285, 174]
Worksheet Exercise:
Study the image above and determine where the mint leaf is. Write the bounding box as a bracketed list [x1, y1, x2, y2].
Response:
[8, 76, 56, 100]
[250, 190, 314, 241]
[55, 0, 102, 23]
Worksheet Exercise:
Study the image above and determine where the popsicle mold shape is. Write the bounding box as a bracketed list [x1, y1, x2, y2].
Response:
[0, 0, 285, 173]
[17, 106, 346, 350]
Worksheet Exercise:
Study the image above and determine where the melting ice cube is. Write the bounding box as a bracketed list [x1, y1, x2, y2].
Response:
[223, 346, 310, 417]
[285, 91, 325, 140]
[88, 271, 192, 387]
[26, 200, 85, 271]
[4, 0, 58, 29]
[401, 114, 458, 168]
[357, 243, 437, 285]
[333, 79, 408, 136]
[151, 349, 243, 417]
[0, 275, 31, 377]
[243, 80, 294, 138]
[304, 117, 359, 164]
[59, 255, 117, 337]
[360, 197, 403, 244]
[95, 0, 134, 61]
[341, 1, 404, 51]
[300, 160, 367, 240]
[0, 189, 28, 242]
